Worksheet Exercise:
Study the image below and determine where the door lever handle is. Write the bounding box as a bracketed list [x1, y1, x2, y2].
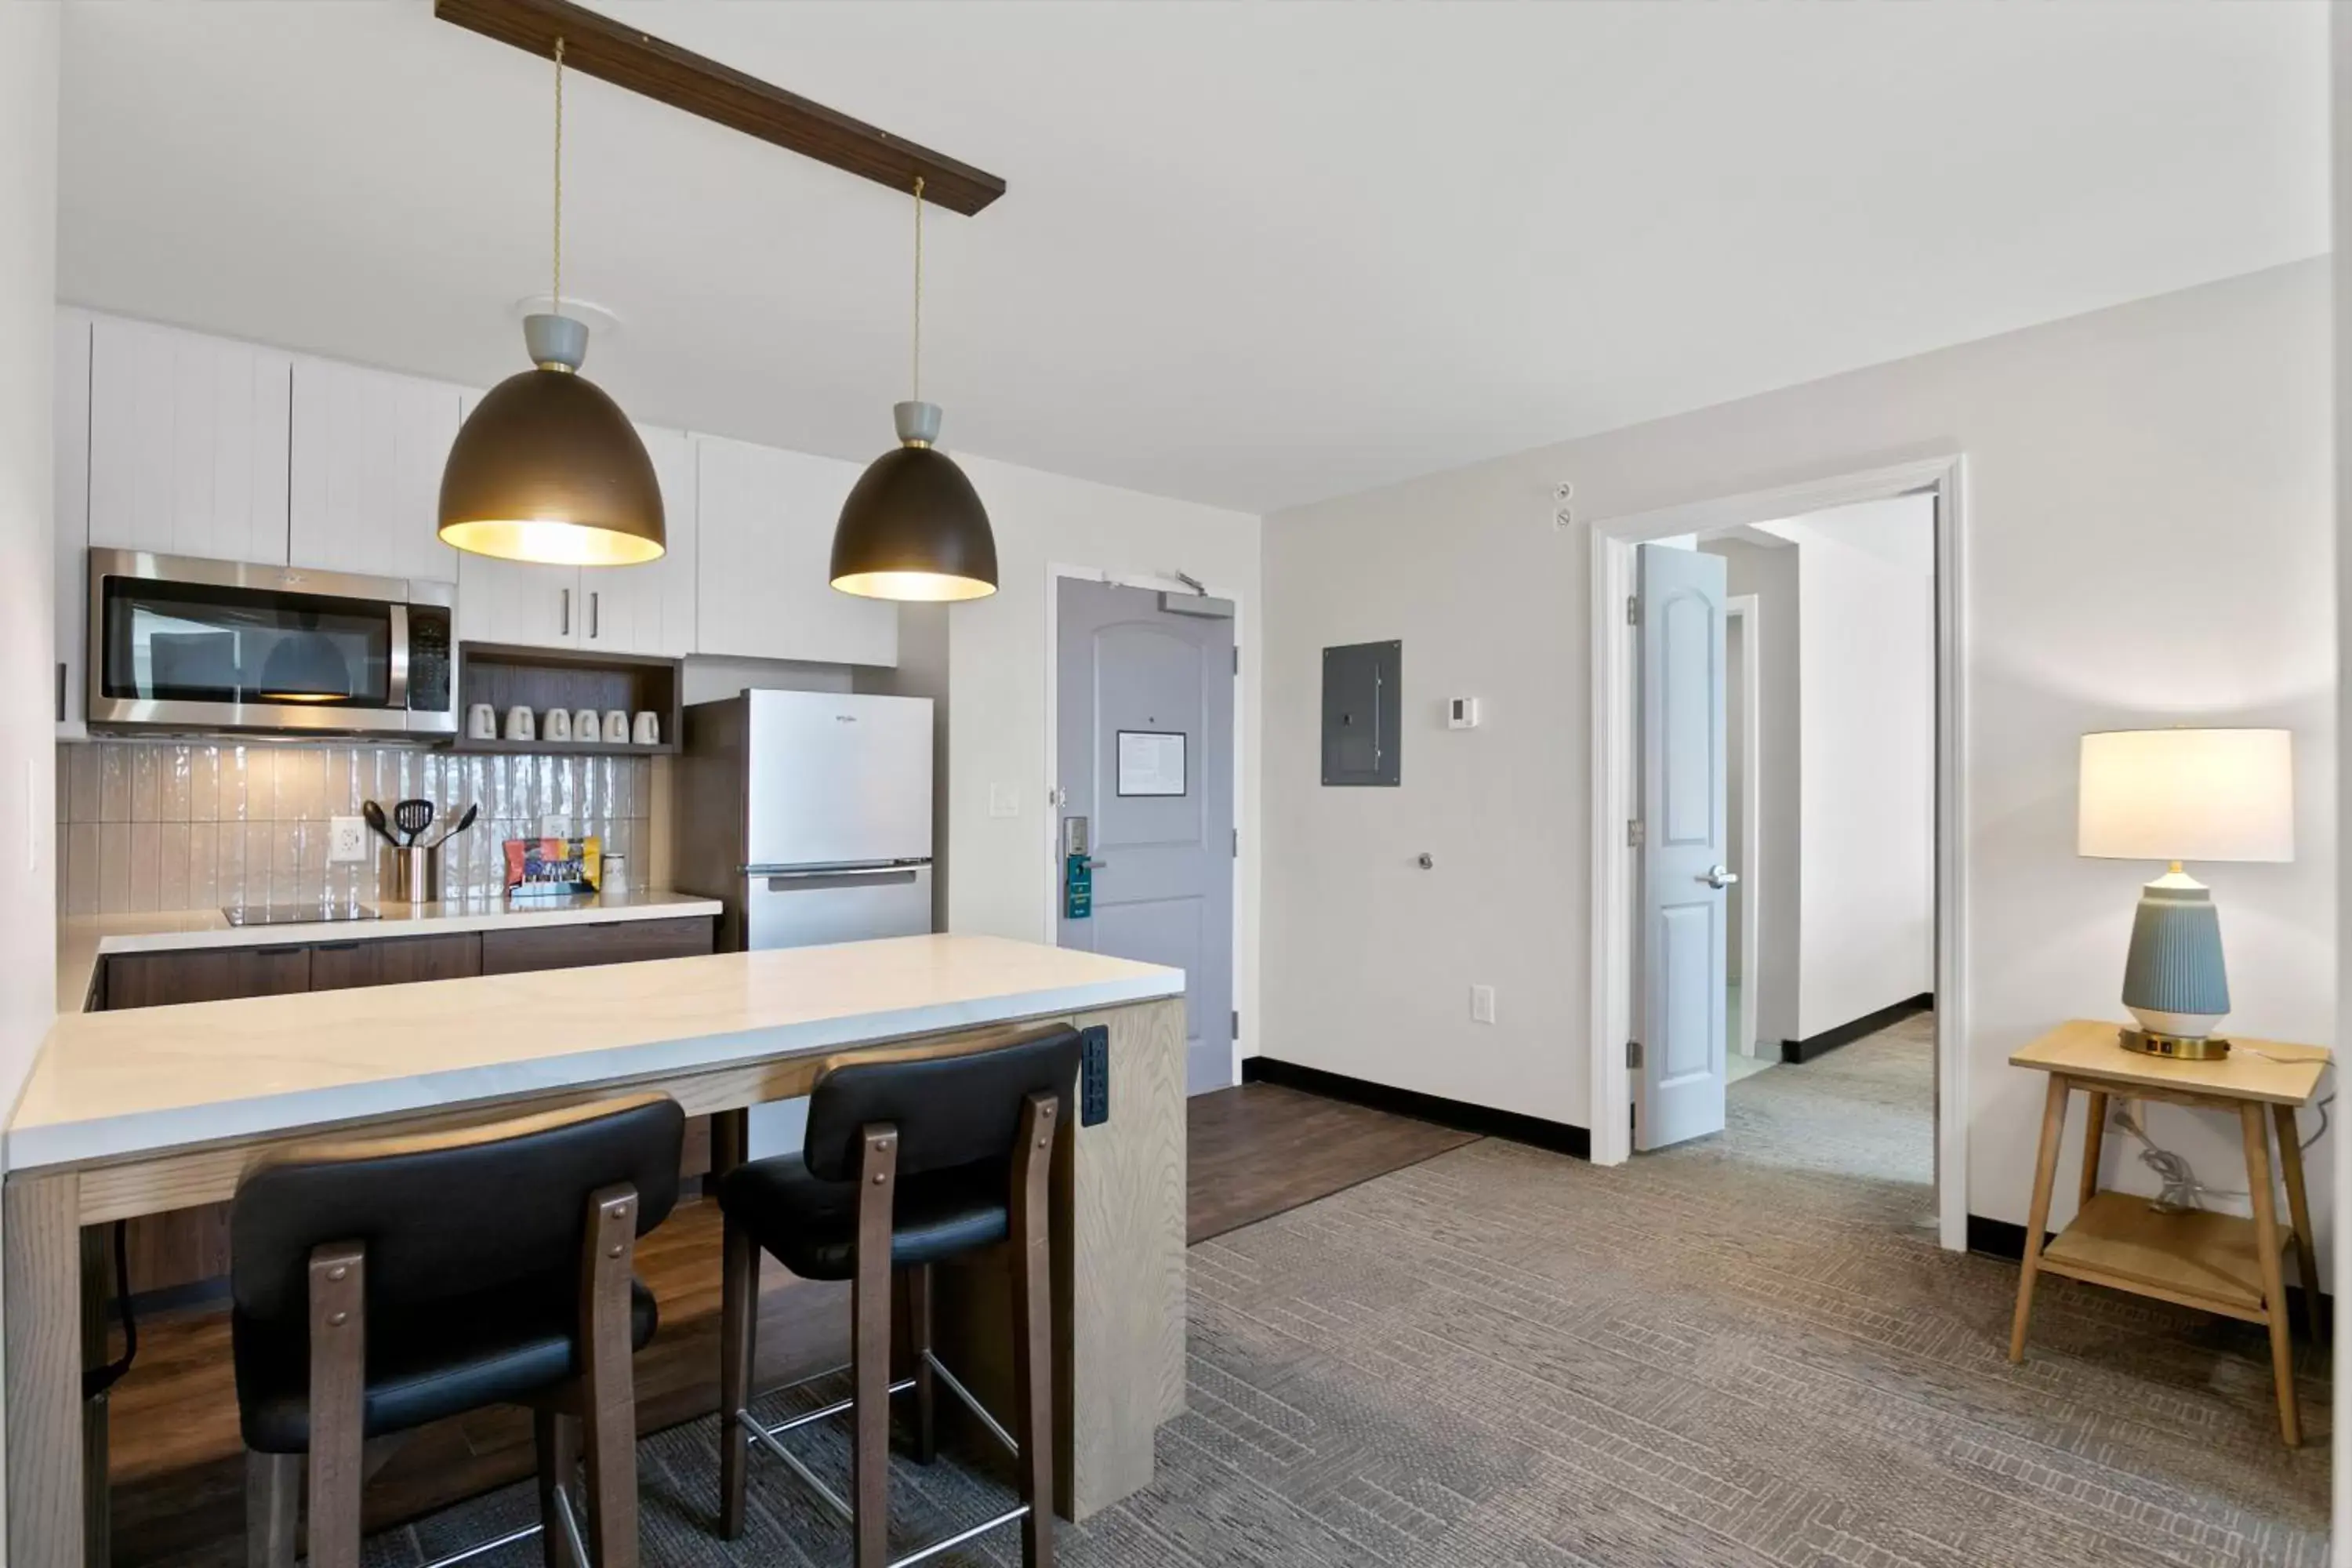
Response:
[1083, 858, 1109, 870]
[1697, 865, 1739, 889]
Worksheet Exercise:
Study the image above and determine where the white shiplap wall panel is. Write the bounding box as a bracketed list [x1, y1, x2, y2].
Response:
[694, 434, 895, 668]
[86, 316, 290, 563]
[288, 356, 462, 586]
[581, 423, 698, 658]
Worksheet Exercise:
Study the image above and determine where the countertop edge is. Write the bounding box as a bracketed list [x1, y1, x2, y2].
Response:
[6, 966, 1183, 1174]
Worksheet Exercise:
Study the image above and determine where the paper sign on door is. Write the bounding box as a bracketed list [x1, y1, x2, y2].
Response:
[1116, 730, 1187, 797]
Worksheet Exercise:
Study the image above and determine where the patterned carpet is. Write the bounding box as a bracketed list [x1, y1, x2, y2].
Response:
[372, 1014, 2332, 1566]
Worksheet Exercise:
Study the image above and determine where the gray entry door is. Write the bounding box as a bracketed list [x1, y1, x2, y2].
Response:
[1056, 578, 1236, 1094]
[1638, 543, 1730, 1149]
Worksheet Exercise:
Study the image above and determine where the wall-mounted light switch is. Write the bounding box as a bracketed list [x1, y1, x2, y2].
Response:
[1470, 984, 1497, 1025]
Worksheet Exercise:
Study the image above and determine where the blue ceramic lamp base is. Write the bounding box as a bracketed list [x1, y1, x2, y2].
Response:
[2118, 863, 2233, 1059]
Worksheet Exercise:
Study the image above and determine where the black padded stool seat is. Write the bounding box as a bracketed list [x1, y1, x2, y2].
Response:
[718, 1156, 1009, 1280]
[714, 1025, 1083, 1568]
[235, 1276, 659, 1452]
[228, 1093, 684, 1568]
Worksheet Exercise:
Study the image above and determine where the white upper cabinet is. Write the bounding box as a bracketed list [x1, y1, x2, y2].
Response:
[86, 314, 291, 563]
[580, 423, 698, 658]
[457, 414, 698, 656]
[289, 357, 463, 586]
[55, 311, 93, 735]
[695, 434, 897, 669]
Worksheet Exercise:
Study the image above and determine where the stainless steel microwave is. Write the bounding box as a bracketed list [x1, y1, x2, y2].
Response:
[86, 550, 456, 738]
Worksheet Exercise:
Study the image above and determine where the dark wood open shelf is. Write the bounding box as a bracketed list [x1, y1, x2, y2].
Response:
[456, 641, 683, 756]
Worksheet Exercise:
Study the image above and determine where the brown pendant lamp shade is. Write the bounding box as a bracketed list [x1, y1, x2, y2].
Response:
[831, 400, 997, 601]
[829, 177, 997, 602]
[437, 38, 662, 567]
[440, 315, 665, 565]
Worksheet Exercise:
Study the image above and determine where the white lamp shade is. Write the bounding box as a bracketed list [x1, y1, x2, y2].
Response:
[2078, 728, 2293, 863]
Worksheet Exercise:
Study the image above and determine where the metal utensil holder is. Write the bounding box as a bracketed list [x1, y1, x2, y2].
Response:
[386, 843, 442, 903]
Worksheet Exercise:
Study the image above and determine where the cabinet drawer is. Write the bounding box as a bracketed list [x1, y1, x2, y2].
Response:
[103, 946, 311, 1011]
[308, 932, 482, 993]
[478, 915, 715, 976]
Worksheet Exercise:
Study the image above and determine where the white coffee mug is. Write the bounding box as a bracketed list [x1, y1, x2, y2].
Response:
[572, 707, 601, 744]
[504, 705, 535, 742]
[603, 710, 630, 744]
[468, 703, 498, 740]
[632, 710, 660, 746]
[544, 706, 572, 742]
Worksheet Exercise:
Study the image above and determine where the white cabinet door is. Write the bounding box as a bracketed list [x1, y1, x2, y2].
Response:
[450, 390, 579, 650]
[55, 311, 92, 735]
[86, 314, 292, 563]
[695, 435, 897, 667]
[288, 358, 463, 586]
[579, 423, 697, 658]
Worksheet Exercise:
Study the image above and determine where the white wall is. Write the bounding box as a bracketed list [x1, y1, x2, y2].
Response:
[2329, 5, 2350, 1547]
[1264, 261, 2333, 1254]
[0, 2, 59, 1547]
[938, 452, 1261, 1069]
[1778, 497, 1936, 1037]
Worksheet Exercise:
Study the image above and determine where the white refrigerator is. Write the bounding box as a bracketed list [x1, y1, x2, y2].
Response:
[673, 688, 936, 1152]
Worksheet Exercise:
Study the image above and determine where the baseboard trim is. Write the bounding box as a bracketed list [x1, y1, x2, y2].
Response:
[1241, 1057, 1591, 1160]
[1781, 992, 1934, 1065]
[1968, 1210, 2332, 1316]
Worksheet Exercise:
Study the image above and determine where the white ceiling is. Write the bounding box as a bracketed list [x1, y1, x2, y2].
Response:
[57, 1, 2327, 517]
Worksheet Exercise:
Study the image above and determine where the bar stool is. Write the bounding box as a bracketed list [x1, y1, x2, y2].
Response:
[228, 1093, 684, 1568]
[715, 1026, 1082, 1568]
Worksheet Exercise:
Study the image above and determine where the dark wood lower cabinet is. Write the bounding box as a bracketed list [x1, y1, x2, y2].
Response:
[103, 915, 717, 1300]
[478, 915, 714, 975]
[307, 932, 482, 992]
[103, 945, 311, 1011]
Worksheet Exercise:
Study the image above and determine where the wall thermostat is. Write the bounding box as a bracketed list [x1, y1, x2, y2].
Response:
[1447, 696, 1480, 730]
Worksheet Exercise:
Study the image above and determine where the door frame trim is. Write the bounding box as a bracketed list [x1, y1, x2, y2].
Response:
[1725, 593, 1762, 1061]
[1043, 563, 1248, 1088]
[1585, 453, 1969, 1254]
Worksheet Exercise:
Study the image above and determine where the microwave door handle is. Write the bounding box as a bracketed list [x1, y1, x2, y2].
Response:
[386, 602, 411, 710]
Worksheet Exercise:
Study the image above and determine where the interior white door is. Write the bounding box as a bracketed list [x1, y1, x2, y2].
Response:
[1637, 542, 1730, 1149]
[1055, 579, 1235, 1094]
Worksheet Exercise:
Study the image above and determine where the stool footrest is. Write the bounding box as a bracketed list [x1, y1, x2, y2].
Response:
[735, 1354, 1032, 1566]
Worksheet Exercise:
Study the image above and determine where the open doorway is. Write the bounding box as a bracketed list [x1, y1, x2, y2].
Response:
[1588, 456, 1968, 1250]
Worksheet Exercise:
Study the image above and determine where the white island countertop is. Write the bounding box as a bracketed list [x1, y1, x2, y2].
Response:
[55, 889, 724, 1014]
[12, 933, 1185, 1173]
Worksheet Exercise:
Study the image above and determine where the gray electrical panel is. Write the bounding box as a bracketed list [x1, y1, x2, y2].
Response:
[1321, 640, 1401, 786]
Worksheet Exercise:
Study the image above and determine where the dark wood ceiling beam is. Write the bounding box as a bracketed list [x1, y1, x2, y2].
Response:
[434, 0, 1006, 215]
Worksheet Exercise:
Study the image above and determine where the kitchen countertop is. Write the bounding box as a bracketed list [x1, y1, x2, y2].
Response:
[10, 934, 1184, 1171]
[55, 889, 724, 1014]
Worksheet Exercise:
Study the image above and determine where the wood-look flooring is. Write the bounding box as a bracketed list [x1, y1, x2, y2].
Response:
[1187, 1081, 1479, 1244]
[107, 1083, 1472, 1565]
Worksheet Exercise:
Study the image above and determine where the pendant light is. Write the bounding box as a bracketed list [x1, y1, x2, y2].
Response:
[830, 177, 998, 602]
[440, 38, 665, 567]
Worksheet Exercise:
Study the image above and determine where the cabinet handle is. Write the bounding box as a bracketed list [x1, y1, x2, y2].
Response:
[313, 941, 360, 953]
[590, 590, 599, 640]
[561, 587, 572, 637]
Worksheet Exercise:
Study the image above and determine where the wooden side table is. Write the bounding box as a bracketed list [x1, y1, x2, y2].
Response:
[2008, 1020, 2329, 1445]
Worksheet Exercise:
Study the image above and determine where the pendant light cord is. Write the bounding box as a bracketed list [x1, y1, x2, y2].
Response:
[552, 37, 566, 316]
[911, 175, 925, 403]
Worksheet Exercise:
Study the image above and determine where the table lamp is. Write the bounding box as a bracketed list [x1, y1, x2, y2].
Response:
[2077, 728, 2293, 1059]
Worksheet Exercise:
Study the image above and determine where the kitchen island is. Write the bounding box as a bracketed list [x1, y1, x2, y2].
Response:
[5, 933, 1187, 1564]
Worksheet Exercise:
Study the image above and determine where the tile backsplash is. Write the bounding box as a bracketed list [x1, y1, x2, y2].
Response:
[56, 742, 655, 916]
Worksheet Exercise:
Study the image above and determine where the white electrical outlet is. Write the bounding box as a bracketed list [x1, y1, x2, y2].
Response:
[541, 813, 572, 839]
[989, 783, 1020, 818]
[328, 816, 368, 863]
[1470, 984, 1497, 1025]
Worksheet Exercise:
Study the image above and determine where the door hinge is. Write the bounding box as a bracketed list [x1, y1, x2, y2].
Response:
[1231, 1008, 1240, 1038]
[1232, 645, 1240, 675]
[1626, 818, 1645, 848]
[1232, 828, 1239, 858]
[1626, 594, 1640, 626]
[1627, 1039, 1643, 1069]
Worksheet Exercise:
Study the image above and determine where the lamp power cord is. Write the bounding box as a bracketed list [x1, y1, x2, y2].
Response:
[2107, 1053, 2332, 1215]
